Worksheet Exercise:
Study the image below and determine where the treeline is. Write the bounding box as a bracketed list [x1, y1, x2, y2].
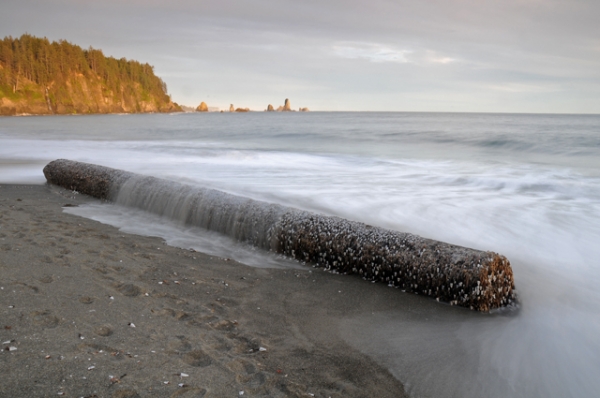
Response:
[0, 34, 180, 115]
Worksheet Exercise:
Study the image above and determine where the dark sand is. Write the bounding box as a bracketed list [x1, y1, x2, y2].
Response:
[0, 184, 410, 397]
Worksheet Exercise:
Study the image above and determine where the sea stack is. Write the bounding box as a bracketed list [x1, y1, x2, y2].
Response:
[283, 98, 291, 111]
[300, 107, 309, 112]
[267, 104, 274, 111]
[229, 104, 234, 112]
[196, 102, 208, 112]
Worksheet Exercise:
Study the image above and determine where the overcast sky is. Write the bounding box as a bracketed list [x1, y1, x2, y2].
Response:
[2, 0, 599, 112]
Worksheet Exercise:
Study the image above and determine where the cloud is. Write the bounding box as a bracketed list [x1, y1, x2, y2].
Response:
[332, 42, 410, 63]
[333, 42, 458, 67]
[483, 82, 559, 93]
[406, 50, 458, 66]
[427, 55, 456, 65]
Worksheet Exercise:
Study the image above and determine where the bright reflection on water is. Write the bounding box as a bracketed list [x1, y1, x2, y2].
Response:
[1, 112, 600, 397]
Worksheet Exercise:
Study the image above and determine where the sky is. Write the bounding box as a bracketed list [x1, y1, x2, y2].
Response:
[2, 0, 599, 113]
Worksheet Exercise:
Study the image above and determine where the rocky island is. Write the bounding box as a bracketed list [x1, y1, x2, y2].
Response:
[0, 34, 181, 116]
[267, 98, 308, 112]
[276, 98, 292, 111]
[190, 99, 309, 113]
[196, 101, 208, 112]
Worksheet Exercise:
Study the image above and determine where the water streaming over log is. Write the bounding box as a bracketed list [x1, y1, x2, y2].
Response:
[43, 158, 516, 311]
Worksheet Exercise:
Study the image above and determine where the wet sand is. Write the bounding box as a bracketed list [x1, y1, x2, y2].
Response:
[0, 184, 409, 397]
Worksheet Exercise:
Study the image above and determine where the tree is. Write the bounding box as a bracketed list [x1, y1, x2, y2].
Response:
[0, 33, 179, 113]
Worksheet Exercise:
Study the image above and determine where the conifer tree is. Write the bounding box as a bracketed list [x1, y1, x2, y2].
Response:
[0, 34, 178, 114]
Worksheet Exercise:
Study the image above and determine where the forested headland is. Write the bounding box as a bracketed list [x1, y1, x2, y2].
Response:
[0, 34, 182, 115]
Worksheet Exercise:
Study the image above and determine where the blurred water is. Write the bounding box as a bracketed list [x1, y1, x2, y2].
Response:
[63, 201, 303, 270]
[1, 112, 599, 397]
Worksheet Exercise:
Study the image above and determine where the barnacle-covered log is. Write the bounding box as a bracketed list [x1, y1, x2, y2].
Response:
[43, 158, 135, 199]
[274, 213, 516, 311]
[44, 159, 517, 311]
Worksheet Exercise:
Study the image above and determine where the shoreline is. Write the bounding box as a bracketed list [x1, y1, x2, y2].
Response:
[0, 111, 185, 117]
[0, 184, 409, 397]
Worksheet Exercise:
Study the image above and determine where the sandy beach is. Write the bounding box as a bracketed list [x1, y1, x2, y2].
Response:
[0, 183, 409, 397]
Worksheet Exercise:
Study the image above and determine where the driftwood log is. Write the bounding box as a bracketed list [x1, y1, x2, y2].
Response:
[44, 159, 517, 311]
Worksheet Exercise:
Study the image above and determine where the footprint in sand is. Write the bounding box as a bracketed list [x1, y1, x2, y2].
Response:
[30, 310, 59, 328]
[152, 307, 191, 321]
[115, 283, 142, 297]
[210, 319, 238, 331]
[227, 358, 257, 375]
[111, 389, 140, 398]
[174, 311, 191, 321]
[167, 337, 192, 353]
[182, 349, 212, 367]
[79, 296, 95, 304]
[170, 388, 208, 398]
[232, 335, 264, 355]
[14, 282, 39, 293]
[95, 325, 114, 337]
[211, 336, 233, 353]
[240, 372, 268, 390]
[228, 358, 270, 392]
[39, 275, 54, 284]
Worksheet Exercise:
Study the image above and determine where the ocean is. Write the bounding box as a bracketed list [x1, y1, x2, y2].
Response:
[1, 112, 599, 397]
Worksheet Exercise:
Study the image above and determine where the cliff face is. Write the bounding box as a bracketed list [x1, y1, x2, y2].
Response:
[0, 35, 181, 116]
[0, 72, 181, 116]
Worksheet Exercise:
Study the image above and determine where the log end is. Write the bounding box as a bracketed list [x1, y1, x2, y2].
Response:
[44, 159, 118, 200]
[469, 253, 517, 312]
